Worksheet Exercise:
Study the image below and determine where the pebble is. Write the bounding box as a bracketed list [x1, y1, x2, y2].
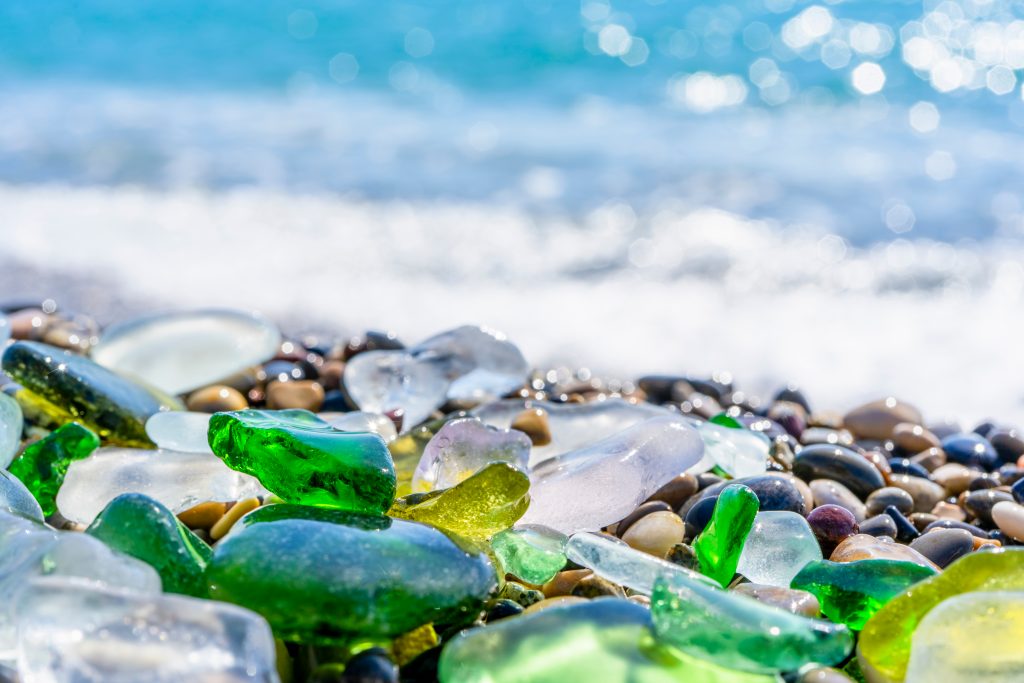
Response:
[963, 488, 1014, 525]
[930, 500, 966, 521]
[923, 518, 989, 538]
[693, 474, 807, 516]
[570, 574, 625, 598]
[793, 445, 886, 499]
[732, 583, 821, 617]
[891, 422, 941, 454]
[931, 463, 973, 495]
[908, 447, 945, 471]
[177, 501, 228, 530]
[842, 397, 922, 441]
[908, 528, 974, 568]
[941, 433, 999, 470]
[541, 569, 592, 598]
[209, 497, 261, 541]
[809, 479, 867, 521]
[887, 474, 945, 513]
[807, 504, 859, 552]
[1014, 476, 1024, 503]
[991, 499, 1024, 541]
[989, 427, 1024, 463]
[509, 408, 551, 446]
[616, 501, 672, 538]
[187, 384, 249, 412]
[829, 534, 938, 570]
[882, 505, 920, 543]
[858, 514, 898, 539]
[645, 473, 699, 510]
[265, 379, 325, 411]
[865, 487, 914, 516]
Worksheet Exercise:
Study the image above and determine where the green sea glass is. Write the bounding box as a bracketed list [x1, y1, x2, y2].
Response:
[858, 548, 1024, 683]
[491, 525, 567, 584]
[206, 504, 497, 645]
[8, 422, 99, 516]
[1, 341, 180, 447]
[651, 572, 853, 673]
[439, 598, 781, 683]
[86, 493, 212, 597]
[791, 559, 937, 630]
[693, 483, 760, 587]
[208, 409, 396, 514]
[389, 462, 529, 538]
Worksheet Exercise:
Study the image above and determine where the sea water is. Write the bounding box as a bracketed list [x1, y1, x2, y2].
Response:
[0, 0, 1022, 424]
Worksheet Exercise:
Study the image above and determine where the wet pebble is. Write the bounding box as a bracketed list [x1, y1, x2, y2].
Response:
[989, 428, 1024, 464]
[829, 533, 938, 569]
[909, 528, 974, 568]
[187, 385, 249, 412]
[930, 501, 966, 521]
[865, 487, 914, 516]
[694, 474, 807, 516]
[887, 474, 945, 513]
[883, 505, 919, 543]
[265, 379, 324, 411]
[941, 433, 999, 470]
[858, 514, 897, 539]
[615, 501, 672, 538]
[645, 473, 698, 510]
[1013, 476, 1024, 504]
[571, 574, 625, 598]
[891, 422, 941, 454]
[793, 444, 885, 499]
[809, 479, 867, 522]
[887, 458, 931, 479]
[806, 504, 859, 554]
[963, 489, 1014, 525]
[991, 500, 1024, 541]
[932, 463, 973, 496]
[909, 447, 946, 472]
[541, 570, 591, 598]
[620, 510, 685, 558]
[510, 408, 552, 447]
[923, 518, 989, 539]
[842, 397, 922, 441]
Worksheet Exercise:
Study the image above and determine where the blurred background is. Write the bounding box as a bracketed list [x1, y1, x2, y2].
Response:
[0, 0, 1022, 424]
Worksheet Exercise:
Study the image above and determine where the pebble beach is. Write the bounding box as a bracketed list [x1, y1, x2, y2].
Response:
[0, 304, 1022, 682]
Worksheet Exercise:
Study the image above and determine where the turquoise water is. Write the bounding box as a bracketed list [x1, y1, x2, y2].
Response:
[1, 0, 1024, 242]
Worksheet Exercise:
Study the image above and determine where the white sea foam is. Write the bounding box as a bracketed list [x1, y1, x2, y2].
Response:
[2, 182, 1022, 427]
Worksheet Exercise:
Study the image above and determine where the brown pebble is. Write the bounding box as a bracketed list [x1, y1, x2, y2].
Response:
[265, 380, 325, 411]
[909, 447, 946, 472]
[621, 510, 685, 558]
[843, 397, 923, 441]
[571, 574, 625, 598]
[931, 501, 966, 521]
[616, 501, 672, 538]
[523, 596, 587, 614]
[932, 463, 973, 496]
[510, 408, 552, 447]
[8, 308, 47, 340]
[646, 473, 699, 509]
[892, 422, 941, 453]
[830, 533, 939, 570]
[628, 595, 651, 607]
[209, 497, 261, 541]
[187, 385, 249, 412]
[541, 569, 592, 598]
[318, 360, 345, 391]
[177, 501, 227, 530]
[973, 536, 1002, 550]
[888, 474, 945, 513]
[909, 512, 938, 532]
